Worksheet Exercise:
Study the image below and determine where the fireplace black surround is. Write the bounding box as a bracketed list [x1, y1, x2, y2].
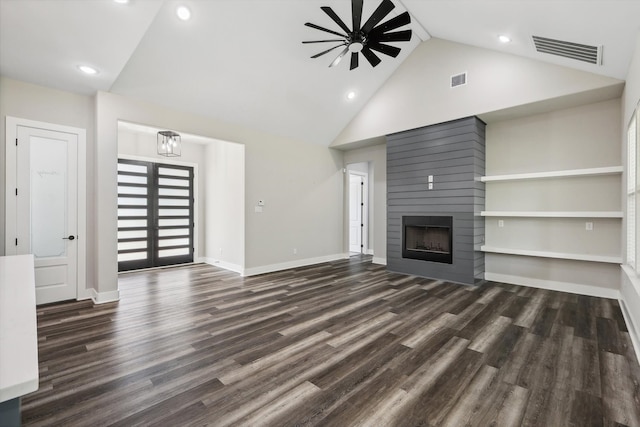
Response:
[402, 216, 453, 264]
[387, 116, 485, 284]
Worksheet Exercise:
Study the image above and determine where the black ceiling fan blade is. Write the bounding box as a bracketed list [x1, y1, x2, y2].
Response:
[312, 44, 347, 59]
[305, 22, 347, 38]
[361, 0, 395, 34]
[361, 46, 382, 67]
[321, 6, 351, 35]
[374, 30, 412, 43]
[350, 52, 359, 70]
[368, 42, 401, 58]
[302, 39, 347, 44]
[352, 0, 364, 33]
[370, 11, 411, 35]
[329, 46, 350, 67]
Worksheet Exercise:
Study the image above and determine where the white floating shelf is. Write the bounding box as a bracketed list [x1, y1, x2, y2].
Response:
[481, 245, 622, 264]
[480, 166, 623, 182]
[480, 211, 623, 218]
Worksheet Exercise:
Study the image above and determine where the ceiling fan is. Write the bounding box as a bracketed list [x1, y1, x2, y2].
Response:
[303, 0, 412, 70]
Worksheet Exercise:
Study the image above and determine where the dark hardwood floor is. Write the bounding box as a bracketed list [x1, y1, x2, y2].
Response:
[22, 256, 640, 426]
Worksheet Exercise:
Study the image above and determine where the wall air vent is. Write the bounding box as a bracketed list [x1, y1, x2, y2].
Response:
[532, 35, 602, 65]
[451, 72, 467, 88]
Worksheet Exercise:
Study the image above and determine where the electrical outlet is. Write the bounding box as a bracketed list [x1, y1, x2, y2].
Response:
[498, 220, 504, 228]
[586, 222, 593, 231]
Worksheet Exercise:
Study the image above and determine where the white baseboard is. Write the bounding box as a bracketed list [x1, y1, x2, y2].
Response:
[82, 288, 120, 304]
[483, 272, 621, 300]
[243, 253, 347, 277]
[372, 257, 387, 266]
[366, 249, 374, 255]
[202, 258, 244, 275]
[77, 287, 95, 301]
[620, 265, 640, 365]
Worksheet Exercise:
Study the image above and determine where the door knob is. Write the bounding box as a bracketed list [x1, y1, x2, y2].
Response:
[63, 235, 75, 241]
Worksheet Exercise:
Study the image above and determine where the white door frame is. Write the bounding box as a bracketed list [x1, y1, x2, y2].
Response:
[348, 169, 369, 254]
[5, 116, 87, 300]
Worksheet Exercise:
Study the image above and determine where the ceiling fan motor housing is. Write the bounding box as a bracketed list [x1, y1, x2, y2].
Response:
[303, 0, 412, 70]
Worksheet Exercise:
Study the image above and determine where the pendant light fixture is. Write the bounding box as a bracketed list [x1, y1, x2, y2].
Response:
[157, 130, 181, 157]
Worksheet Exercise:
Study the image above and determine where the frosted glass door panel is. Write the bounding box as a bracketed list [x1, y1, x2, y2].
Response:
[30, 136, 67, 258]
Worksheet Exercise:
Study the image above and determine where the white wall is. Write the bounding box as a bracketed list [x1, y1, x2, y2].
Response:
[343, 143, 386, 264]
[243, 141, 344, 274]
[204, 140, 244, 272]
[333, 38, 623, 148]
[95, 91, 344, 295]
[1, 79, 344, 301]
[621, 31, 640, 357]
[0, 77, 96, 293]
[623, 32, 640, 127]
[484, 99, 622, 295]
[117, 128, 207, 261]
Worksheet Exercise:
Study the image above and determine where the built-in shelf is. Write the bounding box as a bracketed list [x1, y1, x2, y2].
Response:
[480, 211, 623, 218]
[481, 245, 622, 264]
[480, 166, 623, 182]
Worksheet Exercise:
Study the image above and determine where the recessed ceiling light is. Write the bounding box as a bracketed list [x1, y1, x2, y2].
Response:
[346, 91, 356, 100]
[498, 35, 511, 43]
[78, 65, 98, 75]
[176, 5, 191, 21]
[113, 0, 129, 4]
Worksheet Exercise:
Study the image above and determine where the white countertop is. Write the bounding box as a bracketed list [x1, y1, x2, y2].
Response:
[0, 254, 39, 402]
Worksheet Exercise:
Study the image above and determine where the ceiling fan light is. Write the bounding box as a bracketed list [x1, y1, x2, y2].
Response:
[304, 0, 411, 70]
[349, 42, 364, 53]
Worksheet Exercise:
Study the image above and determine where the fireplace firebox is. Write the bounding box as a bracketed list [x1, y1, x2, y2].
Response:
[402, 216, 453, 264]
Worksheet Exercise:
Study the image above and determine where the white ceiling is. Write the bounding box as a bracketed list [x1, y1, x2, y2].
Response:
[1, 0, 639, 146]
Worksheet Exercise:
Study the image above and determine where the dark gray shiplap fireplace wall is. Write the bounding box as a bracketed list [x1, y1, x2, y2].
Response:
[386, 116, 486, 285]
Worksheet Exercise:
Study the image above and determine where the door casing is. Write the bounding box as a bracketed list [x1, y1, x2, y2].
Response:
[348, 170, 368, 254]
[5, 116, 87, 302]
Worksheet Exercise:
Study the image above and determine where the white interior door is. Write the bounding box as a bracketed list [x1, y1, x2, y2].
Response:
[7, 125, 78, 304]
[349, 174, 364, 253]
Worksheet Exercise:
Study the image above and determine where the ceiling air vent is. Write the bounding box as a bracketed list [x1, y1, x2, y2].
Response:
[451, 72, 467, 88]
[532, 35, 602, 65]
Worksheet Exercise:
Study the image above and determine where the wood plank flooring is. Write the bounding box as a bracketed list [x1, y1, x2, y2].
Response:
[21, 256, 640, 426]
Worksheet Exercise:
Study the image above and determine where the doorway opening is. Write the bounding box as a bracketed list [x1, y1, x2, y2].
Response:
[4, 117, 87, 305]
[117, 158, 194, 272]
[348, 165, 369, 255]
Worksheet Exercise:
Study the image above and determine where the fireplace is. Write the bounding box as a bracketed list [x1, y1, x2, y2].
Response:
[402, 216, 453, 264]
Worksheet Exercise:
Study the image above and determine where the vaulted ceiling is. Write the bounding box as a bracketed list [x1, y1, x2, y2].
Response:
[1, 0, 639, 146]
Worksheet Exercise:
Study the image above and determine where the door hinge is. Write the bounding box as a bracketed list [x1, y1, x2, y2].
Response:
[15, 138, 18, 146]
[15, 188, 18, 196]
[15, 238, 18, 246]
